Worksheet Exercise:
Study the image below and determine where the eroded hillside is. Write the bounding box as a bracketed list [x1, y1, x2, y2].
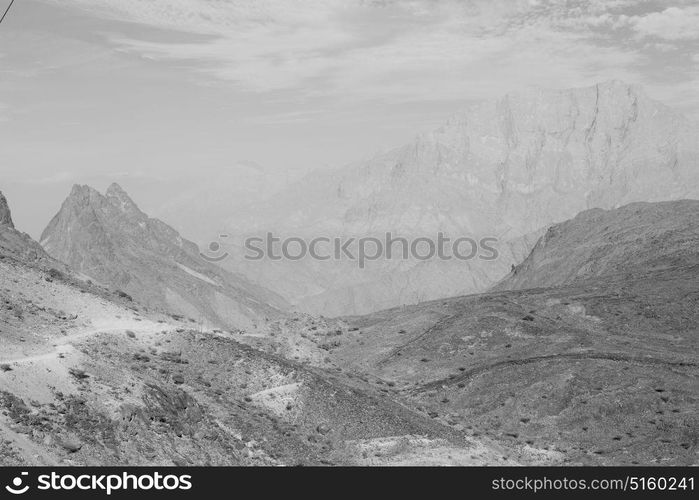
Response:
[247, 201, 699, 465]
[1, 218, 517, 465]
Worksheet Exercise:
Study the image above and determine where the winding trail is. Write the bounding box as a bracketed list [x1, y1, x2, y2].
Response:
[376, 312, 457, 367]
[0, 322, 182, 365]
[415, 351, 698, 392]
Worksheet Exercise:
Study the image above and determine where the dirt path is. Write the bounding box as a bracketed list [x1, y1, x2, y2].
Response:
[375, 312, 457, 367]
[0, 321, 181, 365]
[416, 351, 699, 392]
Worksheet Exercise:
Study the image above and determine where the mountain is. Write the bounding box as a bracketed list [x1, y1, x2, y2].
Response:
[494, 200, 699, 291]
[1, 210, 498, 467]
[305, 200, 697, 465]
[40, 183, 289, 329]
[220, 81, 699, 316]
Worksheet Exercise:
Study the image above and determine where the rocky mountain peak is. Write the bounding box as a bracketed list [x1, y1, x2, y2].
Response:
[0, 190, 14, 228]
[105, 182, 142, 215]
[41, 183, 288, 328]
[62, 183, 142, 217]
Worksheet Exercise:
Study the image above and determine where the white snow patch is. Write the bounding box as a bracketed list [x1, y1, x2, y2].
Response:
[176, 263, 219, 286]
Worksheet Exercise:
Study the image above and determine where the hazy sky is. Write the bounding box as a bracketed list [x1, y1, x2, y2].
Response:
[1, 0, 698, 238]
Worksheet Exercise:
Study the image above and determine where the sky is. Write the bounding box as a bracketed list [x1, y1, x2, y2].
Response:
[0, 0, 698, 238]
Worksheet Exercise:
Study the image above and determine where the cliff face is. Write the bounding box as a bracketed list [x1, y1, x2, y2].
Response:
[0, 188, 65, 267]
[41, 183, 289, 329]
[0, 191, 13, 228]
[221, 81, 699, 315]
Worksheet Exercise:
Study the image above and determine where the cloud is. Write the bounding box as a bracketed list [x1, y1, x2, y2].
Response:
[47, 0, 696, 116]
[625, 5, 699, 41]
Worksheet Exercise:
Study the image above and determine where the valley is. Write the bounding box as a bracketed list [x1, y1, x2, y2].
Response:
[1, 84, 697, 467]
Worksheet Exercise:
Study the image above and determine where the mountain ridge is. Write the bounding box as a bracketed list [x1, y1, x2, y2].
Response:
[493, 199, 699, 292]
[219, 81, 699, 316]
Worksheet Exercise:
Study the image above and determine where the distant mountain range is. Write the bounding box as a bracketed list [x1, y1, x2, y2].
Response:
[151, 160, 306, 244]
[217, 81, 699, 316]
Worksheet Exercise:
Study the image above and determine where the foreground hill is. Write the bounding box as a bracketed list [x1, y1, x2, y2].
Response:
[253, 200, 698, 465]
[40, 184, 288, 330]
[2, 251, 506, 465]
[1, 191, 522, 466]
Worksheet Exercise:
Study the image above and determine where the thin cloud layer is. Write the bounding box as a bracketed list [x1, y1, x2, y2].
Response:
[49, 0, 698, 115]
[625, 4, 699, 40]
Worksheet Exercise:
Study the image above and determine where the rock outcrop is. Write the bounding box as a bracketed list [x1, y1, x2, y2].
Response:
[0, 191, 13, 228]
[0, 188, 63, 267]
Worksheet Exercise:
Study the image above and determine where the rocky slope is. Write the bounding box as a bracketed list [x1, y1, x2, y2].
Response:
[40, 184, 288, 330]
[221, 81, 699, 316]
[1, 194, 519, 466]
[2, 190, 696, 465]
[299, 200, 697, 465]
[0, 190, 67, 270]
[1, 246, 498, 466]
[495, 200, 699, 291]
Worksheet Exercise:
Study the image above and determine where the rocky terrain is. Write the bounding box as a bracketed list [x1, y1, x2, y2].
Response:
[1, 187, 697, 465]
[0, 190, 526, 466]
[0, 191, 64, 269]
[40, 184, 289, 330]
[217, 81, 699, 316]
[247, 200, 699, 465]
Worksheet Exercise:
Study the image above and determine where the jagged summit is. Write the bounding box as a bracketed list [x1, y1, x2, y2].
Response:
[58, 183, 141, 217]
[105, 182, 142, 214]
[0, 190, 14, 228]
[41, 183, 288, 328]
